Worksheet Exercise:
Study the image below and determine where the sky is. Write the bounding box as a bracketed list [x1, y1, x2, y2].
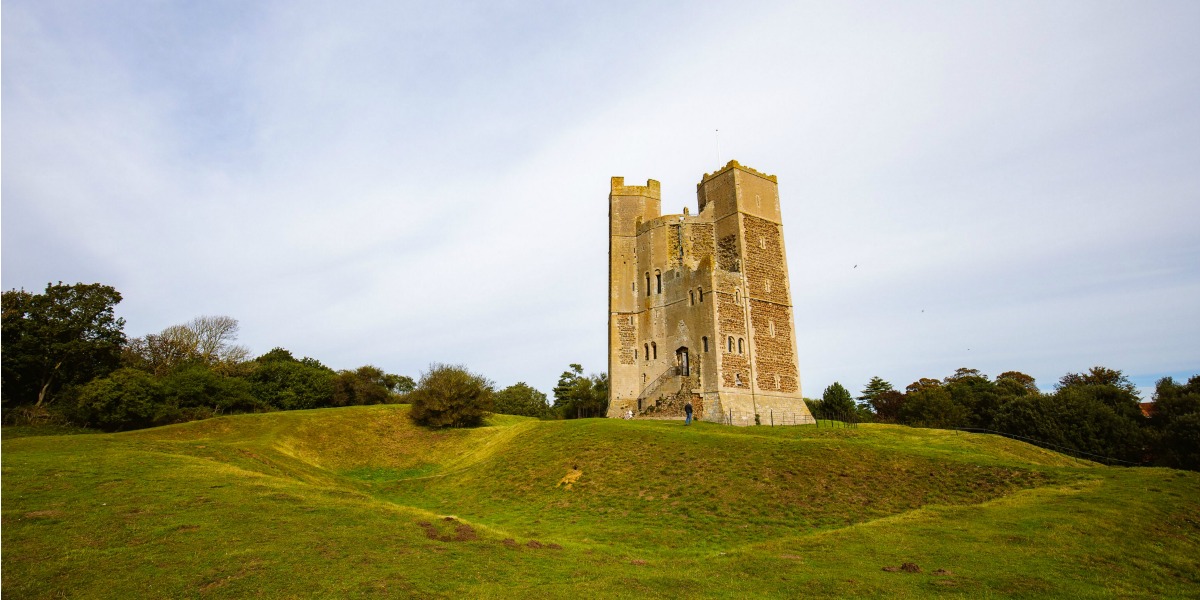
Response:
[4, 0, 1199, 400]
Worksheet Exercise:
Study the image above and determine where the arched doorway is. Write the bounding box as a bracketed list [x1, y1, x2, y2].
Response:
[675, 347, 690, 376]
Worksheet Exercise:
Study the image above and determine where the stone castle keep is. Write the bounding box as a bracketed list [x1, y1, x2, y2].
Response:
[607, 160, 813, 425]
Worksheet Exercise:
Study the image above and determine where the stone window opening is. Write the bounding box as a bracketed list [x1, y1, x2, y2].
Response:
[655, 270, 662, 294]
[676, 347, 689, 376]
[727, 336, 734, 353]
[735, 373, 743, 386]
[702, 336, 708, 352]
[651, 341, 657, 359]
[634, 349, 638, 360]
[738, 338, 744, 354]
[645, 273, 651, 297]
[698, 287, 704, 302]
[769, 320, 776, 337]
[735, 289, 741, 305]
[764, 280, 772, 293]
[759, 236, 766, 249]
[644, 344, 649, 361]
[690, 290, 695, 305]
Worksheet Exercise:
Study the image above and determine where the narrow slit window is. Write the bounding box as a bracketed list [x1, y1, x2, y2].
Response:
[698, 287, 704, 302]
[651, 342, 657, 359]
[646, 273, 651, 297]
[735, 289, 741, 305]
[655, 270, 662, 294]
[644, 344, 649, 361]
[728, 337, 734, 352]
[690, 290, 695, 305]
[738, 338, 744, 354]
[702, 336, 708, 352]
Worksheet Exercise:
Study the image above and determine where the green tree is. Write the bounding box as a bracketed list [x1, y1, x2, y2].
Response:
[494, 382, 552, 418]
[857, 376, 894, 419]
[821, 382, 855, 419]
[870, 390, 907, 423]
[996, 371, 1039, 396]
[161, 364, 261, 415]
[2, 282, 126, 408]
[1150, 375, 1200, 470]
[552, 364, 609, 419]
[408, 364, 494, 428]
[858, 376, 895, 404]
[244, 348, 336, 410]
[74, 368, 164, 430]
[899, 385, 971, 428]
[331, 365, 394, 407]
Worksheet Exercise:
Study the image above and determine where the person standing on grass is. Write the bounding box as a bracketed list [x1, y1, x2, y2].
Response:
[684, 401, 693, 425]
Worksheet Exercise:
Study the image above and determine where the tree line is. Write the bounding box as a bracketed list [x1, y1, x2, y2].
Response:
[2, 282, 606, 431]
[807, 367, 1200, 471]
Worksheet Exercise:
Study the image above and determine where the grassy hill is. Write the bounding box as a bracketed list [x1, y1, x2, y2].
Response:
[3, 405, 1198, 598]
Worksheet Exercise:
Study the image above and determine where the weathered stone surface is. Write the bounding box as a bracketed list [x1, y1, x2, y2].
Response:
[607, 161, 810, 425]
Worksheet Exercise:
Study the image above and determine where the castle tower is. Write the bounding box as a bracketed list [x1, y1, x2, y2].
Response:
[607, 161, 810, 425]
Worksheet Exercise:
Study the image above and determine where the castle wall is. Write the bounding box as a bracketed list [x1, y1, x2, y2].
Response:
[608, 162, 809, 424]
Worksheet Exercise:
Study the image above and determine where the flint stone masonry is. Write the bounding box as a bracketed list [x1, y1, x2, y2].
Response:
[607, 160, 811, 425]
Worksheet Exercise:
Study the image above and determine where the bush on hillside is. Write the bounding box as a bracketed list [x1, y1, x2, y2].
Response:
[493, 382, 552, 418]
[408, 364, 494, 428]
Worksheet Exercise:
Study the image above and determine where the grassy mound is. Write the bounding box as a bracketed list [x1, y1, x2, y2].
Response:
[4, 405, 1198, 598]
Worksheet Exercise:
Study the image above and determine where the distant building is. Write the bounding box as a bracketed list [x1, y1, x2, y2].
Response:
[606, 161, 812, 425]
[1139, 402, 1156, 418]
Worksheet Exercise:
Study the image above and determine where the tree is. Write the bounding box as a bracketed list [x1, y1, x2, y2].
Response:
[1057, 366, 1137, 394]
[898, 385, 970, 428]
[996, 371, 1039, 395]
[331, 365, 394, 407]
[821, 382, 855, 419]
[244, 348, 336, 410]
[494, 382, 552, 418]
[858, 376, 895, 417]
[74, 368, 164, 430]
[2, 282, 126, 408]
[408, 364, 494, 428]
[870, 390, 907, 423]
[124, 315, 249, 376]
[1150, 375, 1200, 470]
[552, 364, 609, 419]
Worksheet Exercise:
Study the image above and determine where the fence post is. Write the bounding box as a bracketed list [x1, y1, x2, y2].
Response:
[770, 409, 774, 427]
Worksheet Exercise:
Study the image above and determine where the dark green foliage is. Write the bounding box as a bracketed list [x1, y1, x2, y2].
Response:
[1151, 376, 1200, 469]
[996, 371, 1039, 395]
[332, 366, 395, 407]
[493, 382, 552, 418]
[803, 397, 823, 418]
[408, 364, 494, 428]
[869, 390, 906, 423]
[74, 368, 164, 430]
[245, 349, 336, 410]
[2, 282, 126, 409]
[552, 364, 608, 419]
[899, 384, 971, 428]
[161, 365, 261, 414]
[858, 377, 894, 405]
[821, 382, 855, 418]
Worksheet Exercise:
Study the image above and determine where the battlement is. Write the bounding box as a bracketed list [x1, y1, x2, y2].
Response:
[697, 160, 777, 188]
[611, 177, 662, 199]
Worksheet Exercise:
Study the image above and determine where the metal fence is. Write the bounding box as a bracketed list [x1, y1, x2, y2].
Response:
[713, 409, 861, 428]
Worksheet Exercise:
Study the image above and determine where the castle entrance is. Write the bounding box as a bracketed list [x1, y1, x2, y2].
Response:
[676, 347, 690, 376]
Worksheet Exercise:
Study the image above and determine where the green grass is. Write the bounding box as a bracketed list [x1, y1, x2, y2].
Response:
[4, 405, 1198, 598]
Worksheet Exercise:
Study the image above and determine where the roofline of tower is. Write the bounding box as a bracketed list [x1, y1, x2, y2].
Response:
[611, 177, 661, 199]
[696, 160, 778, 189]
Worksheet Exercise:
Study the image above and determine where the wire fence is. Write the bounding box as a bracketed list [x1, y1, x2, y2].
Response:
[948, 427, 1141, 466]
[714, 409, 861, 428]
